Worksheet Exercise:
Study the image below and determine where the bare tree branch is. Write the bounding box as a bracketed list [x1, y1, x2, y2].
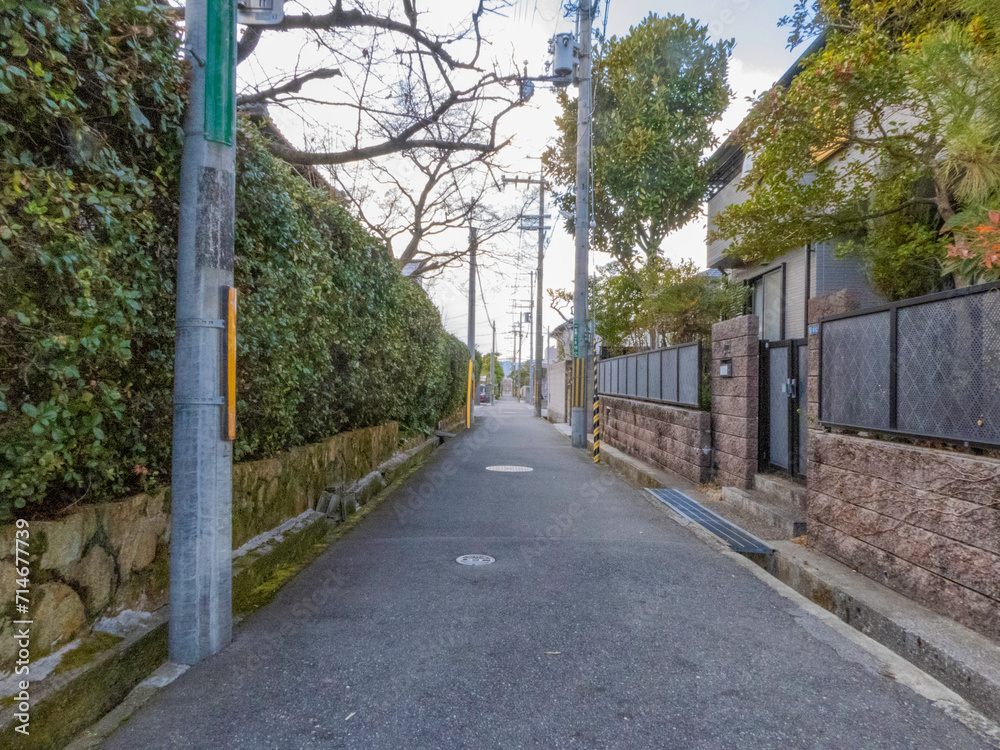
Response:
[238, 4, 483, 69]
[237, 68, 342, 106]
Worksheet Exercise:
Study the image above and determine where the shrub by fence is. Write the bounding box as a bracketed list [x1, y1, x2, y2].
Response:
[0, 0, 468, 519]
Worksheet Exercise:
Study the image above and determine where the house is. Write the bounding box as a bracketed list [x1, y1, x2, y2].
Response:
[704, 36, 882, 482]
[705, 36, 881, 344]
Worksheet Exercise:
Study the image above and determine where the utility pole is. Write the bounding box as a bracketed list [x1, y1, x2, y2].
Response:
[170, 0, 239, 665]
[528, 270, 535, 403]
[467, 225, 477, 427]
[571, 1, 594, 449]
[490, 322, 497, 403]
[503, 170, 549, 419]
[516, 319, 523, 402]
[534, 163, 545, 419]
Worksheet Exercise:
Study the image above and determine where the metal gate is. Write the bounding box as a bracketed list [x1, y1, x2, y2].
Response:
[759, 339, 807, 479]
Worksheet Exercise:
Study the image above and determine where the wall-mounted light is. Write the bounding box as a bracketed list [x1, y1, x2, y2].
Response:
[719, 358, 733, 378]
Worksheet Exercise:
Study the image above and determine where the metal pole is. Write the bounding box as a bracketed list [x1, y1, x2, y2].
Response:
[534, 167, 545, 418]
[571, 1, 593, 448]
[467, 225, 477, 425]
[170, 0, 237, 665]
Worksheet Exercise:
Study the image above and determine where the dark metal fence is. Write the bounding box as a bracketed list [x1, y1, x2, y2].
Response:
[597, 341, 700, 408]
[819, 282, 1000, 446]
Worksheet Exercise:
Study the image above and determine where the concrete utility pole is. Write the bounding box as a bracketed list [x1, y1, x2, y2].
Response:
[528, 271, 535, 402]
[170, 0, 238, 665]
[571, 1, 594, 449]
[467, 225, 477, 426]
[503, 170, 549, 419]
[516, 320, 522, 402]
[534, 164, 545, 418]
[490, 322, 497, 403]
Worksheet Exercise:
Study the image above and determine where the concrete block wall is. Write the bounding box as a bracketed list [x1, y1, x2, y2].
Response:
[547, 360, 568, 424]
[601, 396, 712, 484]
[710, 315, 759, 488]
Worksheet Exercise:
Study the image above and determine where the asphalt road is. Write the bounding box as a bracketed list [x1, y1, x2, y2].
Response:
[103, 403, 993, 749]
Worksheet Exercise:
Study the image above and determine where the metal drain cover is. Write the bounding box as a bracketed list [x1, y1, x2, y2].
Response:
[485, 465, 533, 472]
[456, 554, 495, 566]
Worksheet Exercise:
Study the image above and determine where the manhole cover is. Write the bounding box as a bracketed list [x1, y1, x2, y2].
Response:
[456, 554, 495, 566]
[485, 465, 533, 472]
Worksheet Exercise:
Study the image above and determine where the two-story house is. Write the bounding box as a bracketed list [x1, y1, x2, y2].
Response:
[705, 37, 882, 481]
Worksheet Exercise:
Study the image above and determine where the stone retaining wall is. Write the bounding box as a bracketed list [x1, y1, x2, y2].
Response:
[809, 431, 1000, 641]
[0, 422, 398, 673]
[601, 396, 712, 484]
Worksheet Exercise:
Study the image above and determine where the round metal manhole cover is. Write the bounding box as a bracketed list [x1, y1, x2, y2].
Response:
[485, 465, 533, 472]
[456, 554, 495, 566]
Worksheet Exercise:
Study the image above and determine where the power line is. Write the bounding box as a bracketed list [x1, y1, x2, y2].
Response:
[476, 263, 494, 330]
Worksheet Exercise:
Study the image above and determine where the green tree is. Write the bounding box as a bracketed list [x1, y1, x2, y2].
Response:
[711, 0, 1000, 295]
[544, 14, 733, 266]
[480, 353, 504, 398]
[590, 264, 645, 352]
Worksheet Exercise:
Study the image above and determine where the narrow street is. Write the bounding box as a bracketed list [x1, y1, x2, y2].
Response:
[103, 404, 991, 749]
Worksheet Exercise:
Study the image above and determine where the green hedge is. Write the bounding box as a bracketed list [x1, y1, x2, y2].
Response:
[0, 0, 468, 519]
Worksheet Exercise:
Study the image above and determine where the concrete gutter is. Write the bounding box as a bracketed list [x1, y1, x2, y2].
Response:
[573, 434, 1000, 730]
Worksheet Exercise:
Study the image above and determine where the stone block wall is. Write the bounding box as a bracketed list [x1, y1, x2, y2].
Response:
[601, 396, 712, 484]
[0, 422, 398, 673]
[711, 315, 759, 488]
[809, 431, 1000, 642]
[547, 360, 568, 424]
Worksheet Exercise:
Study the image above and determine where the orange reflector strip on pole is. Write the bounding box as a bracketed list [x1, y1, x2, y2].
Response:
[226, 286, 237, 441]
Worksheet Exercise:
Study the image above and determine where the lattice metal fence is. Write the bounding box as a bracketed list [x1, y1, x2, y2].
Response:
[597, 341, 700, 408]
[820, 283, 1000, 445]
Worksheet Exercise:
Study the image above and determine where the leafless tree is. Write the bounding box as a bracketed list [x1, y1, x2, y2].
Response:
[230, 1, 525, 166]
[167, 1, 530, 273]
[332, 142, 532, 276]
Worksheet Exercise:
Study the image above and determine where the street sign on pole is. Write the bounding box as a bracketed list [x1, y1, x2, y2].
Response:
[237, 0, 284, 25]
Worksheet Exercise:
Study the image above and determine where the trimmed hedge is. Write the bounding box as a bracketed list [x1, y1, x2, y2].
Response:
[0, 0, 467, 518]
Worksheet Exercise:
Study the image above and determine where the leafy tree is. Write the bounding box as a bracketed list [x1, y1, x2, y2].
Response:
[544, 14, 733, 265]
[642, 262, 750, 345]
[711, 0, 1000, 295]
[591, 259, 749, 350]
[590, 265, 645, 352]
[480, 352, 504, 398]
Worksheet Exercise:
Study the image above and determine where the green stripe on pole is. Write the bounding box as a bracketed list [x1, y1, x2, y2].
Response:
[205, 0, 236, 145]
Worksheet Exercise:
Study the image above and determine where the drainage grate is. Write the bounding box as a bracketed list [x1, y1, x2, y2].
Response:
[646, 488, 773, 555]
[456, 554, 495, 566]
[485, 465, 533, 472]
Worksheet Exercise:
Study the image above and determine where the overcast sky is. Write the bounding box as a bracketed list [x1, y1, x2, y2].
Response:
[245, 1, 806, 361]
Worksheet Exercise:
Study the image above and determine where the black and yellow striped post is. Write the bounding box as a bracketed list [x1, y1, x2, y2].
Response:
[592, 347, 600, 463]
